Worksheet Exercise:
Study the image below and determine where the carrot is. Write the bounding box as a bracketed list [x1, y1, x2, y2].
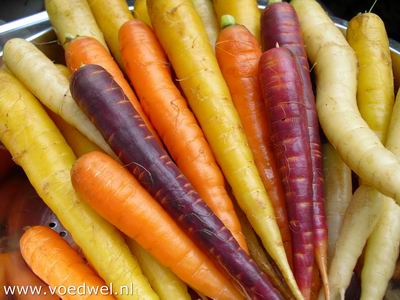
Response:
[72, 151, 240, 300]
[20, 226, 115, 300]
[215, 16, 291, 262]
[3, 39, 115, 157]
[47, 109, 101, 157]
[291, 0, 400, 202]
[236, 208, 295, 300]
[86, 0, 133, 67]
[119, 19, 246, 251]
[361, 198, 400, 300]
[45, 0, 107, 49]
[146, 1, 300, 298]
[5, 251, 58, 300]
[261, 4, 328, 296]
[192, 0, 219, 49]
[65, 36, 159, 143]
[0, 144, 14, 181]
[127, 240, 191, 300]
[133, 0, 152, 27]
[259, 47, 314, 300]
[213, 0, 260, 41]
[0, 70, 157, 300]
[71, 64, 282, 300]
[347, 13, 395, 142]
[323, 143, 352, 262]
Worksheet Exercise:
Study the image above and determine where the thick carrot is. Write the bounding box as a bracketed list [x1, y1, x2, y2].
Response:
[3, 38, 114, 157]
[0, 70, 157, 300]
[0, 144, 14, 181]
[20, 226, 115, 300]
[323, 143, 352, 262]
[215, 16, 291, 262]
[261, 4, 328, 296]
[291, 0, 400, 202]
[213, 0, 260, 41]
[133, 0, 152, 27]
[45, 0, 107, 49]
[347, 13, 394, 143]
[72, 151, 241, 300]
[192, 0, 219, 49]
[71, 64, 282, 300]
[259, 47, 314, 300]
[47, 109, 101, 157]
[65, 36, 159, 142]
[119, 19, 246, 251]
[146, 1, 300, 298]
[127, 240, 191, 300]
[5, 251, 58, 300]
[86, 0, 133, 67]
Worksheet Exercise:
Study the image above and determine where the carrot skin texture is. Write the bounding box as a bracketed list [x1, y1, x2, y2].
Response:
[72, 152, 240, 300]
[20, 226, 116, 300]
[71, 64, 282, 300]
[65, 36, 160, 144]
[261, 3, 328, 296]
[215, 23, 291, 263]
[259, 48, 314, 300]
[119, 20, 246, 251]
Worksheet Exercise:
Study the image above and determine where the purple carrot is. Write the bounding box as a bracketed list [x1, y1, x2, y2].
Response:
[261, 3, 328, 298]
[259, 47, 314, 300]
[70, 64, 283, 300]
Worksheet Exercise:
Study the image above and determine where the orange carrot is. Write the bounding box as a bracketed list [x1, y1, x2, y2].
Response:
[20, 226, 116, 300]
[119, 19, 247, 252]
[65, 36, 160, 143]
[5, 251, 59, 300]
[215, 17, 292, 264]
[71, 151, 244, 300]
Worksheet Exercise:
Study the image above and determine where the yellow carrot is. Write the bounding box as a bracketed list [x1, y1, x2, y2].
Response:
[147, 1, 301, 298]
[213, 0, 260, 41]
[0, 70, 158, 300]
[127, 240, 191, 300]
[347, 13, 394, 142]
[3, 38, 114, 157]
[192, 0, 219, 48]
[133, 0, 152, 26]
[45, 0, 107, 49]
[87, 0, 133, 67]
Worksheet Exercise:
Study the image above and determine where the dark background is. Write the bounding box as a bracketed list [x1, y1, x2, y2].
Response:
[0, 0, 399, 41]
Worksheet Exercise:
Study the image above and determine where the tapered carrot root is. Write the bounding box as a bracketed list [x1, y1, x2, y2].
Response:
[259, 47, 314, 300]
[71, 64, 282, 300]
[65, 36, 160, 143]
[72, 151, 242, 300]
[215, 18, 291, 262]
[147, 1, 300, 297]
[119, 19, 246, 251]
[291, 0, 400, 203]
[261, 4, 328, 297]
[20, 226, 116, 300]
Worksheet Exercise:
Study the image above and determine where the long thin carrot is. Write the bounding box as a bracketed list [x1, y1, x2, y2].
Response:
[261, 4, 328, 297]
[20, 226, 116, 300]
[72, 151, 242, 300]
[259, 47, 314, 300]
[146, 1, 301, 298]
[65, 36, 159, 144]
[119, 19, 246, 251]
[215, 16, 291, 263]
[71, 64, 282, 300]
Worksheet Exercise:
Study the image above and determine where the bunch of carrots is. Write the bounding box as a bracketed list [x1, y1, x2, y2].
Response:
[0, 0, 400, 299]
